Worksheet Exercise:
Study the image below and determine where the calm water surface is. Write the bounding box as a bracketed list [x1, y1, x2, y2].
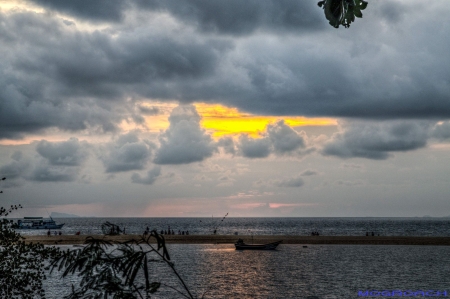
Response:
[44, 244, 450, 299]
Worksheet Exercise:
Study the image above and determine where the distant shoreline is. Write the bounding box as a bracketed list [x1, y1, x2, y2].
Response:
[23, 235, 450, 246]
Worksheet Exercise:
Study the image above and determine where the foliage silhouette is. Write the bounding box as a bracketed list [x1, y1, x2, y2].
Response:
[101, 221, 124, 235]
[50, 230, 196, 299]
[318, 0, 368, 28]
[0, 205, 61, 298]
[1, 201, 197, 298]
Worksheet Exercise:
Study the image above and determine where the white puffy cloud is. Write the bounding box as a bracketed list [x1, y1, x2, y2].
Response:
[153, 105, 217, 164]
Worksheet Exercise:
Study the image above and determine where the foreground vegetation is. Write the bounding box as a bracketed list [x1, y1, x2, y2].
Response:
[1, 205, 196, 298]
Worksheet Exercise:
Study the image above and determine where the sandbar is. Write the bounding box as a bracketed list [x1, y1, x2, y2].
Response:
[23, 234, 450, 246]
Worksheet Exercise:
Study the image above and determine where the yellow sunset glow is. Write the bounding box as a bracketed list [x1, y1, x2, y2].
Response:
[194, 103, 337, 138]
[0, 101, 337, 145]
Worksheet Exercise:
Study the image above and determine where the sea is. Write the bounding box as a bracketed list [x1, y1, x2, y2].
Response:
[18, 217, 450, 298]
[16, 217, 450, 237]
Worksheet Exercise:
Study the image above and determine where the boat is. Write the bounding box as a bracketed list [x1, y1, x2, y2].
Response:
[12, 217, 64, 229]
[235, 238, 282, 250]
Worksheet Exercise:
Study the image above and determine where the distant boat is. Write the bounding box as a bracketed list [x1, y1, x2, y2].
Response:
[12, 217, 64, 229]
[235, 238, 282, 250]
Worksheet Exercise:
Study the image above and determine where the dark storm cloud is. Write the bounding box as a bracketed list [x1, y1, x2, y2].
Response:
[100, 133, 153, 173]
[36, 138, 88, 166]
[2, 1, 450, 142]
[0, 10, 223, 139]
[131, 166, 161, 185]
[322, 121, 431, 160]
[29, 0, 324, 34]
[29, 0, 129, 22]
[154, 105, 217, 164]
[137, 0, 325, 35]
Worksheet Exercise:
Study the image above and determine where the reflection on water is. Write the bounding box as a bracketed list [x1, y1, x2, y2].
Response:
[318, 0, 368, 28]
[44, 245, 450, 298]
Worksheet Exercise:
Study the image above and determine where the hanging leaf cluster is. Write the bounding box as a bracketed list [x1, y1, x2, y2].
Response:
[318, 0, 368, 28]
[50, 230, 195, 299]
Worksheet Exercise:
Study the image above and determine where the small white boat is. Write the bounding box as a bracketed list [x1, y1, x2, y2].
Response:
[13, 217, 64, 229]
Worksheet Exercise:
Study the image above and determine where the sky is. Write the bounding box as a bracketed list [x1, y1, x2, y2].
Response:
[1, 0, 450, 217]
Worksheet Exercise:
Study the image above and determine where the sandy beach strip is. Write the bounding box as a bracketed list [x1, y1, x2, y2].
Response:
[23, 234, 450, 246]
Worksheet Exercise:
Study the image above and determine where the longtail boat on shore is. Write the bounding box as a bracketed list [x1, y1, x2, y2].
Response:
[234, 238, 282, 250]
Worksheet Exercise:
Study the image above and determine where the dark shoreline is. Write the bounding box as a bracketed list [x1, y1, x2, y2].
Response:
[23, 235, 450, 246]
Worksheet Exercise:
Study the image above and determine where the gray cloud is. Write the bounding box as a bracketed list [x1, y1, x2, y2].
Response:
[1, 141, 87, 183]
[139, 106, 160, 116]
[2, 1, 450, 142]
[36, 138, 88, 166]
[0, 151, 30, 186]
[28, 162, 79, 182]
[431, 121, 450, 140]
[29, 0, 129, 22]
[322, 121, 431, 160]
[238, 135, 271, 159]
[334, 180, 364, 187]
[131, 166, 161, 185]
[217, 137, 236, 155]
[301, 170, 318, 176]
[138, 0, 324, 35]
[0, 10, 223, 139]
[267, 120, 305, 154]
[237, 120, 307, 158]
[273, 176, 304, 188]
[29, 0, 324, 34]
[101, 133, 153, 172]
[154, 105, 217, 164]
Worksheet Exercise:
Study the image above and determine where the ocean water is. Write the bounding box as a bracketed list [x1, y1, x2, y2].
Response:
[25, 217, 449, 298]
[44, 244, 450, 298]
[15, 217, 450, 237]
